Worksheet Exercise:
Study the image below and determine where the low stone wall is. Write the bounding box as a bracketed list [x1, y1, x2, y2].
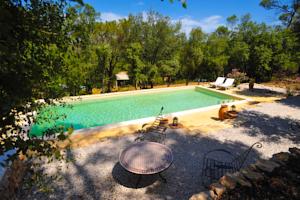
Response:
[190, 147, 300, 200]
[0, 159, 28, 200]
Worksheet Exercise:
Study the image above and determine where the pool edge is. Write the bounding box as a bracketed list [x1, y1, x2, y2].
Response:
[71, 86, 249, 136]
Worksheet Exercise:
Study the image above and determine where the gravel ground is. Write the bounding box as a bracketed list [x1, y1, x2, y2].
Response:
[20, 95, 300, 200]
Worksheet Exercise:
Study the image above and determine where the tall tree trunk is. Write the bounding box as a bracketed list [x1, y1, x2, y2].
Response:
[134, 79, 138, 90]
[107, 58, 116, 93]
[167, 76, 171, 87]
[101, 76, 105, 93]
[107, 80, 112, 93]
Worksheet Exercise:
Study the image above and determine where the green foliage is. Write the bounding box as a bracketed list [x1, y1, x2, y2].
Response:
[125, 42, 144, 88]
[260, 0, 300, 28]
[201, 30, 229, 80]
[0, 0, 86, 175]
[63, 3, 98, 95]
[228, 40, 250, 72]
[227, 69, 249, 86]
[59, 9, 300, 91]
[181, 28, 205, 84]
[227, 15, 238, 29]
[252, 45, 273, 81]
[96, 43, 118, 93]
[162, 0, 187, 8]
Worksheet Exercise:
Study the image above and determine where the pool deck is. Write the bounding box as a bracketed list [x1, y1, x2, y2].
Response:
[59, 84, 282, 148]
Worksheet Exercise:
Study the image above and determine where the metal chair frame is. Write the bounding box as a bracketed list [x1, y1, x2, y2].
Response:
[201, 142, 262, 185]
[135, 107, 168, 144]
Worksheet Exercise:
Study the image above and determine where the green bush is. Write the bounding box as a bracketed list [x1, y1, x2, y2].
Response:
[227, 69, 249, 86]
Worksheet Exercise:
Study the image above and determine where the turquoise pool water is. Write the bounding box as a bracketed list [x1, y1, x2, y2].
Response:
[30, 87, 237, 136]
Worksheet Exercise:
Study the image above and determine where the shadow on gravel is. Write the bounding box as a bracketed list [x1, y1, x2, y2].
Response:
[142, 131, 263, 199]
[235, 110, 300, 143]
[234, 87, 285, 97]
[112, 162, 158, 188]
[19, 131, 263, 200]
[277, 95, 300, 108]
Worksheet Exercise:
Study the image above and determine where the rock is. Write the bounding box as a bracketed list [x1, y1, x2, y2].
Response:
[270, 177, 286, 190]
[219, 175, 237, 189]
[254, 159, 280, 173]
[0, 159, 28, 200]
[284, 170, 300, 181]
[209, 182, 226, 197]
[240, 168, 264, 182]
[208, 190, 218, 200]
[289, 147, 300, 156]
[189, 191, 212, 200]
[227, 172, 252, 187]
[272, 152, 290, 165]
[290, 186, 299, 198]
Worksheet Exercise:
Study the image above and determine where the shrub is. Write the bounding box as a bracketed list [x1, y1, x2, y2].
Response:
[227, 69, 249, 86]
[92, 88, 101, 94]
[286, 86, 295, 97]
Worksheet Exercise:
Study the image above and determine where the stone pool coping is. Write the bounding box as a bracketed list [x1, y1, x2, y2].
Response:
[69, 86, 250, 136]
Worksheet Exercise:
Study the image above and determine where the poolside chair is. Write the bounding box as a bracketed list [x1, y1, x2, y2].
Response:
[201, 142, 262, 185]
[218, 78, 235, 90]
[135, 107, 168, 144]
[209, 77, 226, 88]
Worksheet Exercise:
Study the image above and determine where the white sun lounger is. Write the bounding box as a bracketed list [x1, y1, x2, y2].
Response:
[209, 77, 225, 87]
[218, 78, 235, 90]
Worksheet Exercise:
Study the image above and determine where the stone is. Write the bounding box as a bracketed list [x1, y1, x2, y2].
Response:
[209, 182, 226, 197]
[189, 191, 212, 200]
[0, 159, 27, 200]
[208, 190, 218, 200]
[227, 172, 252, 187]
[240, 168, 264, 182]
[290, 186, 299, 198]
[284, 170, 300, 181]
[270, 177, 285, 190]
[272, 152, 290, 165]
[289, 147, 300, 156]
[219, 175, 237, 189]
[254, 159, 280, 173]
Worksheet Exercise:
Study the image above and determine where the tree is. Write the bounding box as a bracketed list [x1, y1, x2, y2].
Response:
[63, 3, 98, 95]
[123, 11, 183, 88]
[125, 42, 145, 89]
[269, 28, 300, 76]
[201, 27, 229, 80]
[227, 15, 238, 30]
[96, 44, 119, 93]
[93, 20, 126, 92]
[228, 40, 250, 72]
[0, 0, 83, 167]
[161, 0, 187, 8]
[251, 45, 273, 81]
[159, 58, 180, 86]
[260, 0, 300, 28]
[181, 28, 205, 85]
[260, 0, 300, 73]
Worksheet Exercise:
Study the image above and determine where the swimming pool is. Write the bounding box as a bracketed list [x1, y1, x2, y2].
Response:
[30, 87, 240, 136]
